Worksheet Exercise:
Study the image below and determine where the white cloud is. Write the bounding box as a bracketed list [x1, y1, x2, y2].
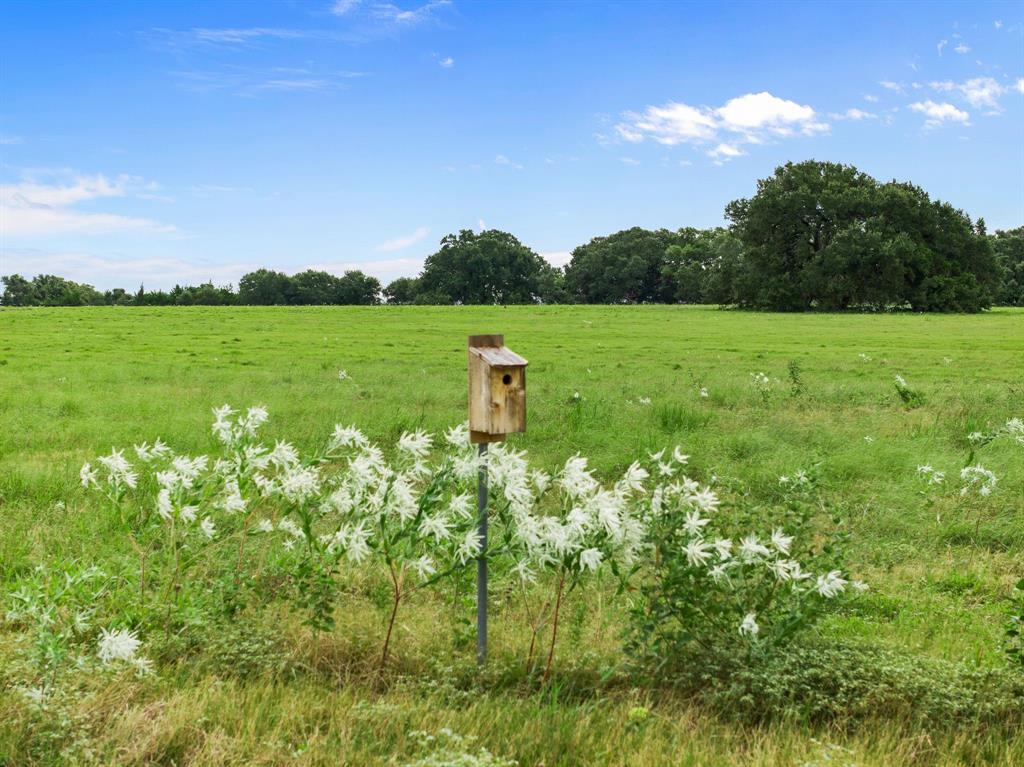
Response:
[908, 100, 970, 128]
[879, 80, 904, 92]
[930, 77, 1008, 110]
[616, 102, 717, 145]
[372, 0, 452, 25]
[937, 39, 948, 55]
[4, 249, 432, 290]
[619, 157, 640, 166]
[1, 249, 254, 290]
[863, 94, 879, 103]
[715, 92, 827, 136]
[954, 43, 970, 54]
[828, 108, 878, 121]
[494, 154, 523, 170]
[375, 225, 429, 252]
[0, 135, 22, 145]
[613, 91, 826, 158]
[304, 256, 424, 283]
[706, 143, 745, 162]
[0, 172, 177, 237]
[540, 250, 572, 268]
[173, 67, 366, 96]
[1016, 78, 1024, 94]
[330, 0, 361, 15]
[188, 27, 311, 45]
[439, 56, 454, 68]
[477, 218, 486, 232]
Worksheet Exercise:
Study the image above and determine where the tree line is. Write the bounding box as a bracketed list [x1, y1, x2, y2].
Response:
[3, 161, 1022, 311]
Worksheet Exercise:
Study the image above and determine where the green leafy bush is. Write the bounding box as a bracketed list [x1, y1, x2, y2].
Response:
[700, 640, 1024, 728]
[625, 471, 861, 675]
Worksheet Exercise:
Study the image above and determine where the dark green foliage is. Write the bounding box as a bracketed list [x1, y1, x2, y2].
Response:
[384, 276, 421, 305]
[2, 162, 1012, 311]
[417, 229, 560, 304]
[992, 227, 1024, 306]
[565, 226, 677, 303]
[697, 640, 1024, 728]
[662, 228, 744, 304]
[1, 274, 104, 306]
[725, 160, 997, 312]
[238, 268, 292, 305]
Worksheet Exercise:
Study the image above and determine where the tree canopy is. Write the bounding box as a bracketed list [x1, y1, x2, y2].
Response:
[415, 229, 561, 304]
[725, 160, 997, 312]
[3, 161, 1016, 312]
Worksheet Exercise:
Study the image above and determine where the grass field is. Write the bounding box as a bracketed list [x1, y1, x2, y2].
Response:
[1, 305, 1023, 766]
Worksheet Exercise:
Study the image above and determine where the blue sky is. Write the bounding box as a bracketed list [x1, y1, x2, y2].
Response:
[1, 0, 1022, 290]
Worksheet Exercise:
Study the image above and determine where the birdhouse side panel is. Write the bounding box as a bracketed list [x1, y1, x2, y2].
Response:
[489, 365, 526, 434]
[468, 352, 494, 434]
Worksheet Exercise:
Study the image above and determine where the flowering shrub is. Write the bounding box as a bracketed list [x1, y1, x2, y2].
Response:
[625, 466, 864, 675]
[77, 404, 865, 683]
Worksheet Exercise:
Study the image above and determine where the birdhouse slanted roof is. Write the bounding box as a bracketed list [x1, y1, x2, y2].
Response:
[469, 345, 528, 368]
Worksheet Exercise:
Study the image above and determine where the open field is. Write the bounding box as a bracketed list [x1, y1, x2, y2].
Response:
[1, 305, 1023, 766]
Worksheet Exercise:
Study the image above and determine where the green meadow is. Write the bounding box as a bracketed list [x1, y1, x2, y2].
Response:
[1, 305, 1023, 766]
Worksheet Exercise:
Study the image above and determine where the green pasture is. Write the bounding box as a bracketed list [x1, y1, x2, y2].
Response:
[0, 305, 1022, 765]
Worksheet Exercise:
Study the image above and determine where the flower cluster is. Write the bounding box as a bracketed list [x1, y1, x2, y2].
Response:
[917, 464, 945, 485]
[79, 404, 865, 676]
[960, 465, 998, 497]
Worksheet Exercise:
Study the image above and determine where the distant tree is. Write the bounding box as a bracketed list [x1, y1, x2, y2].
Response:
[417, 229, 557, 304]
[726, 160, 996, 312]
[661, 228, 744, 304]
[564, 227, 678, 303]
[384, 277, 420, 305]
[238, 269, 292, 305]
[290, 270, 339, 305]
[992, 227, 1024, 306]
[1, 274, 34, 306]
[333, 270, 381, 305]
[105, 287, 133, 306]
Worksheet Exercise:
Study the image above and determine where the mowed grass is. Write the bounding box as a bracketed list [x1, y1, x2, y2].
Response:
[0, 305, 1022, 766]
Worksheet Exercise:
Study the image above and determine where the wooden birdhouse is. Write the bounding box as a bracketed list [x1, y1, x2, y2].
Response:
[468, 334, 528, 443]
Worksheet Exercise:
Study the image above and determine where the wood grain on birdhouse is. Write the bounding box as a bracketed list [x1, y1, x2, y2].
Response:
[468, 334, 528, 443]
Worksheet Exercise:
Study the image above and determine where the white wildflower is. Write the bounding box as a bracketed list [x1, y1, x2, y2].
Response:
[419, 513, 452, 542]
[816, 570, 848, 598]
[712, 538, 733, 560]
[739, 535, 770, 560]
[578, 548, 603, 572]
[739, 612, 759, 637]
[683, 510, 709, 536]
[444, 423, 470, 447]
[80, 462, 98, 488]
[97, 627, 141, 664]
[684, 539, 713, 567]
[410, 555, 436, 580]
[456, 528, 483, 563]
[770, 528, 793, 555]
[618, 461, 649, 494]
[960, 465, 997, 496]
[398, 430, 432, 459]
[200, 517, 216, 539]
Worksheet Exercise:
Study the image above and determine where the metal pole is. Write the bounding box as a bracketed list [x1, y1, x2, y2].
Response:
[476, 441, 488, 665]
